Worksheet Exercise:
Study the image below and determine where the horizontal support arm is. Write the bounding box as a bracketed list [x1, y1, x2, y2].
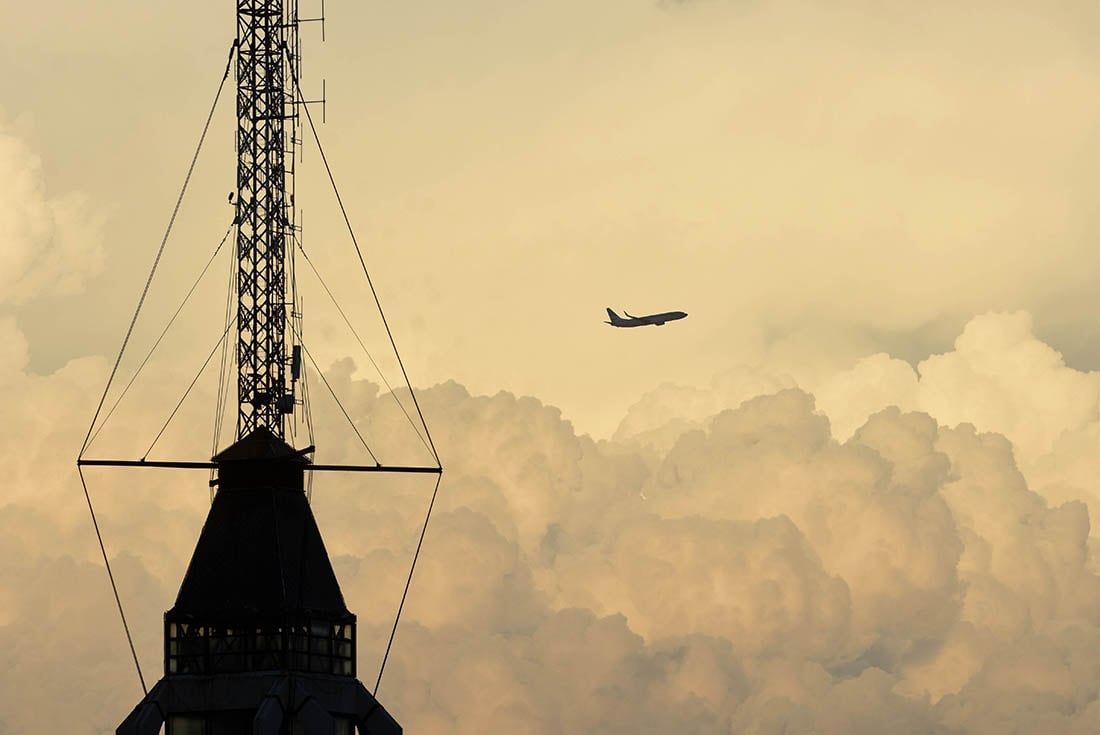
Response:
[78, 459, 442, 475]
[310, 464, 442, 474]
[79, 459, 216, 470]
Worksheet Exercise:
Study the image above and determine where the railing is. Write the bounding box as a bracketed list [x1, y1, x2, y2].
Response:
[166, 618, 354, 676]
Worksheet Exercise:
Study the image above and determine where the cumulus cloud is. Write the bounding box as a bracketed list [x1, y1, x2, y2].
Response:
[8, 177, 1100, 733]
[11, 1, 1100, 728]
[0, 119, 104, 305]
[10, 323, 1100, 732]
[8, 116, 1100, 733]
[616, 311, 1100, 528]
[302, 317, 1100, 733]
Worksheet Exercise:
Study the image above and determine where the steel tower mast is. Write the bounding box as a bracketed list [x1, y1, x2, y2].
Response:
[235, 0, 300, 439]
[112, 2, 406, 733]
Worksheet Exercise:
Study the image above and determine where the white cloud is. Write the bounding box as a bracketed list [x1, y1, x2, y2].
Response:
[0, 120, 104, 305]
[7, 346, 1100, 732]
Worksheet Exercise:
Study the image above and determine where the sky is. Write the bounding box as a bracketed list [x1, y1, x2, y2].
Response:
[6, 0, 1100, 732]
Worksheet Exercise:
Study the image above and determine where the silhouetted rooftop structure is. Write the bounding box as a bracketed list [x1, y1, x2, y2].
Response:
[169, 428, 350, 623]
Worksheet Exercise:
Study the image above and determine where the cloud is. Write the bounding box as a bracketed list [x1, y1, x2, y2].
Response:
[7, 336, 1100, 732]
[335, 345, 1100, 732]
[4, 120, 1100, 730]
[617, 311, 1100, 541]
[11, 288, 1100, 732]
[11, 0, 1100, 728]
[624, 393, 963, 670]
[0, 119, 104, 305]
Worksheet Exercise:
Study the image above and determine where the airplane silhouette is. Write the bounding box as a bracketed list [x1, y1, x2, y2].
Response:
[605, 307, 688, 328]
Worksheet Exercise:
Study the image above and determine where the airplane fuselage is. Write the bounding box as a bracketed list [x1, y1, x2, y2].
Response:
[605, 308, 688, 328]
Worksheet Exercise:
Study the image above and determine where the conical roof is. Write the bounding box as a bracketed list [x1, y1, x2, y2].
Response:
[211, 426, 311, 463]
[167, 428, 351, 622]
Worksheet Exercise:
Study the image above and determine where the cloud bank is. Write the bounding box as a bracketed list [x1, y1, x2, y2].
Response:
[7, 2, 1100, 729]
[6, 307, 1100, 733]
[0, 120, 103, 306]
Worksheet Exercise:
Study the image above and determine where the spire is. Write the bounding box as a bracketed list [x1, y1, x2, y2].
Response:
[234, 0, 301, 439]
[113, 3, 407, 733]
[117, 426, 403, 734]
[170, 428, 350, 628]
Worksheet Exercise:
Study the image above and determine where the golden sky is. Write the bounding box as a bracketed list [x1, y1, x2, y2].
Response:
[6, 0, 1100, 733]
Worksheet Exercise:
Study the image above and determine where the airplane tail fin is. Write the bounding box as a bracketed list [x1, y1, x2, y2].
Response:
[605, 307, 622, 325]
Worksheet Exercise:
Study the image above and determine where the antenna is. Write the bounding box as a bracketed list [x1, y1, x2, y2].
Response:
[78, 4, 444, 729]
[95, 2, 434, 732]
[299, 0, 327, 42]
[232, 0, 302, 439]
[79, 0, 435, 470]
[232, 0, 331, 441]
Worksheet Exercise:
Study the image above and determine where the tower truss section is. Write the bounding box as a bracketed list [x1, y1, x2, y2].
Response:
[234, 0, 301, 439]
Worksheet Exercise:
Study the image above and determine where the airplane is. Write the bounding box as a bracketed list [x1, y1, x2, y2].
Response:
[605, 307, 688, 328]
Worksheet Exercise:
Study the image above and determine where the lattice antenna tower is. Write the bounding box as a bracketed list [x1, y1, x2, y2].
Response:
[80, 4, 438, 730]
[234, 0, 305, 439]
